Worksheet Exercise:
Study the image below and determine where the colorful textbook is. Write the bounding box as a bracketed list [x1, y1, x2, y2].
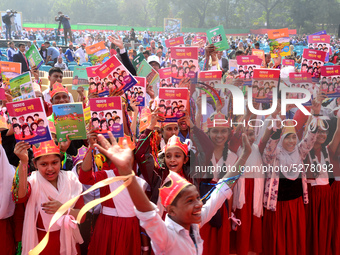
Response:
[283, 72, 315, 106]
[0, 61, 21, 89]
[25, 44, 44, 69]
[137, 59, 160, 88]
[9, 72, 35, 102]
[52, 103, 87, 142]
[236, 56, 262, 80]
[7, 97, 52, 144]
[252, 69, 280, 103]
[96, 55, 137, 93]
[89, 97, 124, 138]
[301, 49, 326, 78]
[72, 66, 89, 90]
[85, 41, 110, 66]
[159, 67, 173, 87]
[126, 76, 146, 107]
[165, 36, 185, 48]
[170, 47, 199, 85]
[320, 65, 340, 98]
[132, 53, 145, 70]
[199, 70, 223, 104]
[268, 28, 290, 58]
[308, 35, 331, 61]
[206, 25, 229, 51]
[157, 88, 188, 122]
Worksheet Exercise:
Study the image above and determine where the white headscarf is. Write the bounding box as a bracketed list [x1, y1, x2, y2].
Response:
[277, 133, 301, 180]
[22, 170, 83, 255]
[0, 145, 15, 219]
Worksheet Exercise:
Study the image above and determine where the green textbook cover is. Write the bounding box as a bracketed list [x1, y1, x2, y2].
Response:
[52, 103, 87, 142]
[137, 59, 159, 89]
[206, 25, 229, 51]
[132, 53, 145, 70]
[9, 72, 35, 102]
[72, 66, 89, 90]
[25, 44, 43, 68]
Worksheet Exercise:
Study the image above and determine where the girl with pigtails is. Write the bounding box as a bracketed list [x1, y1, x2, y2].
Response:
[261, 97, 321, 255]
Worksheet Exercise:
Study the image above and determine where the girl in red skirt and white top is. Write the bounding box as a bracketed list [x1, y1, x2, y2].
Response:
[304, 116, 340, 255]
[79, 128, 148, 255]
[199, 112, 238, 255]
[230, 126, 264, 255]
[261, 114, 319, 255]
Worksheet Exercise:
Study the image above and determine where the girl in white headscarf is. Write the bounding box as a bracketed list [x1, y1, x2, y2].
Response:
[0, 144, 16, 254]
[13, 140, 84, 255]
[261, 112, 319, 255]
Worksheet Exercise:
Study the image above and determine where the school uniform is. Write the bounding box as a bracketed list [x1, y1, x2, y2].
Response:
[79, 166, 147, 255]
[199, 151, 237, 255]
[304, 146, 333, 255]
[135, 181, 232, 255]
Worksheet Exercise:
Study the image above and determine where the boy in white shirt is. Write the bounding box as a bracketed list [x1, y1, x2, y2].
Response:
[93, 131, 251, 255]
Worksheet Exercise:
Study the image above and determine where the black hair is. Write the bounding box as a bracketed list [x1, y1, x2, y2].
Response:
[48, 67, 63, 77]
[162, 181, 193, 206]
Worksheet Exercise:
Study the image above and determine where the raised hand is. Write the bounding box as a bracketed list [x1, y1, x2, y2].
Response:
[14, 141, 30, 164]
[108, 35, 124, 50]
[148, 107, 165, 130]
[60, 134, 71, 153]
[93, 132, 134, 175]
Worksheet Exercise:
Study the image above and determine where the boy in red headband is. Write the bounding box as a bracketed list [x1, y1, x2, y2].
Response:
[93, 131, 252, 255]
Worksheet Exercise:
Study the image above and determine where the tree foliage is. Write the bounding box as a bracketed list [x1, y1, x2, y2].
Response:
[2, 0, 340, 33]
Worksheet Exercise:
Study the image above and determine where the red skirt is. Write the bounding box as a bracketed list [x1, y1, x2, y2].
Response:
[37, 229, 81, 255]
[0, 217, 16, 255]
[332, 181, 340, 255]
[230, 178, 262, 255]
[88, 214, 141, 255]
[305, 184, 332, 255]
[200, 201, 230, 255]
[262, 196, 306, 255]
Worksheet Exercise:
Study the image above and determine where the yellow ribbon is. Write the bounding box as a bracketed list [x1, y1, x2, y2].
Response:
[29, 172, 135, 255]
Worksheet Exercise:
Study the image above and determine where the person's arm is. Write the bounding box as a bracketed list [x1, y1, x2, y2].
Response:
[199, 134, 251, 226]
[81, 127, 97, 172]
[129, 98, 139, 139]
[328, 113, 340, 155]
[108, 35, 136, 76]
[93, 131, 154, 212]
[13, 141, 31, 199]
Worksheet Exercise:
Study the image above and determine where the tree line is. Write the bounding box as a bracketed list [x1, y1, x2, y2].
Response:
[1, 0, 340, 34]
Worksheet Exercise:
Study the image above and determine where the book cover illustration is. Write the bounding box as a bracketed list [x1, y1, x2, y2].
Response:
[0, 61, 21, 89]
[25, 44, 44, 69]
[171, 47, 199, 86]
[268, 28, 290, 58]
[7, 97, 52, 144]
[89, 97, 124, 138]
[320, 65, 340, 98]
[72, 66, 89, 91]
[52, 103, 87, 142]
[301, 49, 327, 78]
[85, 41, 110, 66]
[206, 25, 229, 51]
[157, 88, 188, 122]
[96, 55, 137, 94]
[252, 69, 280, 103]
[126, 77, 146, 107]
[9, 72, 35, 102]
[159, 67, 173, 87]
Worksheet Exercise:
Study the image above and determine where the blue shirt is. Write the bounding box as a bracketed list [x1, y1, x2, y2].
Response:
[47, 47, 60, 60]
[65, 48, 74, 62]
[178, 130, 189, 143]
[58, 15, 71, 29]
